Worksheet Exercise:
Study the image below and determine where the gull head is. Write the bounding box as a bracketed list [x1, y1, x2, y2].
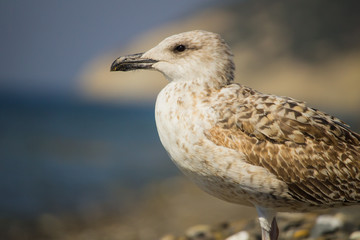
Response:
[111, 30, 235, 87]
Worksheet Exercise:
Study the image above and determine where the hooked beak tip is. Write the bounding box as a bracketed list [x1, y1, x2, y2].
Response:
[110, 58, 120, 71]
[110, 53, 158, 72]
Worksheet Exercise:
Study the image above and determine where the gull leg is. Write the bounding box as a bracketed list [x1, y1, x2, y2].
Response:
[260, 217, 279, 240]
[261, 227, 270, 240]
[256, 206, 278, 240]
[270, 217, 279, 240]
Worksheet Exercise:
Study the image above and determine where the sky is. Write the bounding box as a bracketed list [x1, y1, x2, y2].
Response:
[0, 0, 219, 97]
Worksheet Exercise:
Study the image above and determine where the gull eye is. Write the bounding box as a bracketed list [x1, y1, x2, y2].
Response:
[174, 44, 186, 52]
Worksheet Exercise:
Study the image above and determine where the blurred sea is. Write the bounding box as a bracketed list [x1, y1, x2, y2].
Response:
[0, 91, 359, 223]
[0, 93, 177, 219]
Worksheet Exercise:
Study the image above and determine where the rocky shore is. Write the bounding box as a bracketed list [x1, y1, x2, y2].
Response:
[161, 211, 360, 240]
[3, 177, 360, 240]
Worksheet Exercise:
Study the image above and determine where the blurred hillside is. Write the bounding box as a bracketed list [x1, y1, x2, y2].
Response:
[79, 0, 360, 116]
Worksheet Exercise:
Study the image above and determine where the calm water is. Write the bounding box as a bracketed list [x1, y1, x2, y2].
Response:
[0, 94, 177, 218]
[1, 94, 359, 219]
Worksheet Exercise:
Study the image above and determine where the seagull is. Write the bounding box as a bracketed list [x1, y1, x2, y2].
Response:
[110, 30, 360, 240]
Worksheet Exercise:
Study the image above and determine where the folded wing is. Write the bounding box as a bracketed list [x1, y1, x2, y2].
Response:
[206, 85, 360, 206]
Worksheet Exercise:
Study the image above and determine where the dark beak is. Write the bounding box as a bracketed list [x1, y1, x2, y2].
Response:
[110, 53, 158, 72]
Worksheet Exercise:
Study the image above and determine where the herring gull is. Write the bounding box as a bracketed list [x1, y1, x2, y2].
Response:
[110, 30, 360, 240]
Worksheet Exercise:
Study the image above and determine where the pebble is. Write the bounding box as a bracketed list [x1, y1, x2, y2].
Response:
[292, 229, 310, 239]
[185, 225, 213, 240]
[160, 234, 177, 240]
[350, 231, 360, 240]
[225, 231, 250, 240]
[310, 214, 344, 238]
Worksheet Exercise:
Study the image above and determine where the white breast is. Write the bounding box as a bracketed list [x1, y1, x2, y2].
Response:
[154, 82, 290, 207]
[155, 81, 213, 173]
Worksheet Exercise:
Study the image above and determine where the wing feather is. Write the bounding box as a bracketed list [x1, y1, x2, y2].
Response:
[206, 85, 360, 206]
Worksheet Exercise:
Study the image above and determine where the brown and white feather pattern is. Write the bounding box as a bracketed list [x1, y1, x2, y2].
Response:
[113, 30, 360, 240]
[205, 84, 360, 209]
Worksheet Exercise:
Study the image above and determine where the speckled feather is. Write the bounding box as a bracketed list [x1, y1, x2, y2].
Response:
[135, 30, 360, 210]
[111, 30, 360, 239]
[205, 84, 360, 209]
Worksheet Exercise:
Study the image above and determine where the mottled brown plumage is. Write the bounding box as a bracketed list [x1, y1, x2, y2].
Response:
[205, 84, 360, 210]
[110, 30, 360, 240]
